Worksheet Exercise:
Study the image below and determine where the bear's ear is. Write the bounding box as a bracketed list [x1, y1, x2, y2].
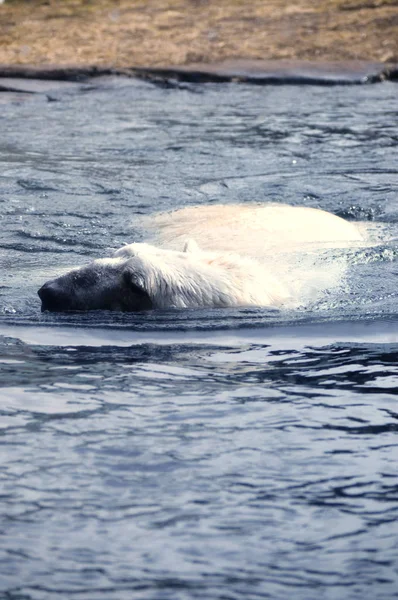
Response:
[123, 267, 148, 296]
[183, 238, 201, 254]
[114, 243, 136, 258]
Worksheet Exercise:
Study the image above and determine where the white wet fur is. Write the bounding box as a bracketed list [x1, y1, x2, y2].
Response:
[136, 203, 364, 309]
[112, 240, 288, 308]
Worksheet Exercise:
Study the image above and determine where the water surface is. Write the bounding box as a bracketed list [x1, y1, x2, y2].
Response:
[1, 77, 398, 599]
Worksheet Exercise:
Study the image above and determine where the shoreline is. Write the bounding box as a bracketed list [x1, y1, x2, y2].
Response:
[0, 0, 397, 71]
[0, 60, 397, 88]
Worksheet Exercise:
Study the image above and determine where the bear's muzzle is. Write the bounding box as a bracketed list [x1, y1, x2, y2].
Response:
[38, 281, 74, 312]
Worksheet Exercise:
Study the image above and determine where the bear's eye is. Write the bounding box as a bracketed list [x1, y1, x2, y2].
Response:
[72, 271, 99, 287]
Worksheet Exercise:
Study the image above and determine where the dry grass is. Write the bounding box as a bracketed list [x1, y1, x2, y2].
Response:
[0, 0, 397, 67]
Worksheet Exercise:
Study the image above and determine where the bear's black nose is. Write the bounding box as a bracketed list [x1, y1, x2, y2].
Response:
[38, 282, 73, 312]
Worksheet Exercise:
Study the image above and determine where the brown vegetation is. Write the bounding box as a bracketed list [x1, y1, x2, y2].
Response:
[0, 0, 397, 67]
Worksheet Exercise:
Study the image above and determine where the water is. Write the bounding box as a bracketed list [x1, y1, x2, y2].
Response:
[1, 77, 398, 599]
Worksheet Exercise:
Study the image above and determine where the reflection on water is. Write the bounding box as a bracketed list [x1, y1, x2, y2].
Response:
[0, 78, 398, 599]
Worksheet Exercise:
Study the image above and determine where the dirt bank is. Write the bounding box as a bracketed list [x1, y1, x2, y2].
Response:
[0, 0, 397, 68]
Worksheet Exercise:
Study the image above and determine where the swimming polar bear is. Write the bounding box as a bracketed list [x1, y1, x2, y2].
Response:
[38, 204, 363, 312]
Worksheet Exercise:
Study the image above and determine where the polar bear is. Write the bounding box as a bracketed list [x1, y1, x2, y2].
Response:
[38, 241, 289, 311]
[38, 204, 363, 312]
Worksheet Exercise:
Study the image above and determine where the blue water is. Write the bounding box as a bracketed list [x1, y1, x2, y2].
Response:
[1, 77, 398, 600]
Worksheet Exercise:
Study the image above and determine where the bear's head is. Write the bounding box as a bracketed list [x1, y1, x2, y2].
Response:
[38, 241, 202, 312]
[37, 244, 160, 312]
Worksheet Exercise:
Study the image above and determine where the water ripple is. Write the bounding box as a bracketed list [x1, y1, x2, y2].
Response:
[1, 79, 398, 599]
